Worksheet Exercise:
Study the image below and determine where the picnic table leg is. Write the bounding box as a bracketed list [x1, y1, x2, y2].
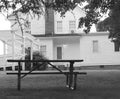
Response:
[18, 62, 21, 91]
[73, 73, 77, 90]
[69, 61, 74, 90]
[66, 74, 69, 87]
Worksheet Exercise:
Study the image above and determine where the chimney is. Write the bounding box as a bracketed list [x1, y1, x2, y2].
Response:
[45, 8, 54, 35]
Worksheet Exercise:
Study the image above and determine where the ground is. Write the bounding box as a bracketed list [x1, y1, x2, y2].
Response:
[0, 70, 120, 99]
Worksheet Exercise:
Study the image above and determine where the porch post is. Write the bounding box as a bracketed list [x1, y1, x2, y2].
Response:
[3, 41, 6, 71]
[30, 41, 33, 69]
[22, 36, 25, 71]
[12, 32, 15, 71]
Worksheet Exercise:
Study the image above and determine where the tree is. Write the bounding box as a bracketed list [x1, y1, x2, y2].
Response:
[88, 0, 120, 42]
[1, 0, 120, 41]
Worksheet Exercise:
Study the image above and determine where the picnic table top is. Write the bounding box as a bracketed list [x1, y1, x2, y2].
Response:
[7, 59, 84, 63]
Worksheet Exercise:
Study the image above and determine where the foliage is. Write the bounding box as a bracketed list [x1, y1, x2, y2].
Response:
[97, 9, 120, 41]
[78, 0, 120, 42]
[25, 47, 48, 71]
[1, 0, 120, 41]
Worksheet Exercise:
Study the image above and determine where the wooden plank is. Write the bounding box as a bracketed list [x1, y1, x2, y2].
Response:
[6, 71, 87, 75]
[7, 59, 83, 63]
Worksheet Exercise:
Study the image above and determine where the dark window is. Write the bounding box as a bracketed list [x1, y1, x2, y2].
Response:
[114, 41, 120, 52]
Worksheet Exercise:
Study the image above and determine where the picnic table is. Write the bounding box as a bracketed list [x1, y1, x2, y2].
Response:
[7, 59, 87, 91]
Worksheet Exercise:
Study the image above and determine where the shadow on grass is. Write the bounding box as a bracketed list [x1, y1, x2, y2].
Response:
[1, 70, 120, 99]
[0, 86, 120, 99]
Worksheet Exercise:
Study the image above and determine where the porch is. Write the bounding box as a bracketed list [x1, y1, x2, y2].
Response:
[52, 35, 81, 68]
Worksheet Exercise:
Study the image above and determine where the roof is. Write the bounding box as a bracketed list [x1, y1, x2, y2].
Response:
[33, 32, 109, 38]
[0, 30, 40, 47]
[33, 33, 81, 38]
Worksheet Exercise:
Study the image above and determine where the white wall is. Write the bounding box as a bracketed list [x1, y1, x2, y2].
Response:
[53, 37, 80, 60]
[31, 15, 45, 35]
[80, 34, 120, 65]
[54, 6, 86, 34]
[30, 6, 86, 35]
[52, 37, 81, 66]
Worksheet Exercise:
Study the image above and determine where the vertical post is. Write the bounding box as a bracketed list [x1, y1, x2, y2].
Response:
[38, 45, 39, 51]
[66, 74, 69, 87]
[3, 41, 6, 55]
[18, 62, 21, 91]
[73, 73, 77, 90]
[12, 32, 15, 71]
[69, 61, 74, 90]
[22, 36, 25, 71]
[39, 44, 40, 52]
[3, 41, 6, 71]
[30, 41, 33, 70]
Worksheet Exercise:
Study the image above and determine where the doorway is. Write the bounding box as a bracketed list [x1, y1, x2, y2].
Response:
[57, 46, 62, 60]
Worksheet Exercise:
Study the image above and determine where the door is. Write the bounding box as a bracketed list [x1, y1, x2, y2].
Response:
[57, 46, 62, 60]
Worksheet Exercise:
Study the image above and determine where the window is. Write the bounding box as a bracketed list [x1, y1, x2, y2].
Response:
[40, 45, 46, 56]
[69, 20, 76, 33]
[93, 40, 98, 53]
[114, 41, 120, 52]
[57, 21, 62, 32]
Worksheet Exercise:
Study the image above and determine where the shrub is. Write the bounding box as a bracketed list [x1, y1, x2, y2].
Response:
[25, 48, 48, 71]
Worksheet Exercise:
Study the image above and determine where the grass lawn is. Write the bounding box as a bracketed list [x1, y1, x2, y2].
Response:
[0, 70, 120, 99]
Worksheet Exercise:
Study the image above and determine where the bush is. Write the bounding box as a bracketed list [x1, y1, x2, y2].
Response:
[25, 48, 48, 71]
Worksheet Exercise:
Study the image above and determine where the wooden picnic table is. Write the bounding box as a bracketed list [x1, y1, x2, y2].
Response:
[7, 59, 86, 91]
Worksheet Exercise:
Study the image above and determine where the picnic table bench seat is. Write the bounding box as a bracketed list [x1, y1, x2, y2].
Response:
[6, 70, 87, 75]
[6, 70, 87, 90]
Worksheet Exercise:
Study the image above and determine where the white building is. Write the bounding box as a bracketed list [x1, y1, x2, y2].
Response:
[3, 5, 119, 69]
[30, 6, 120, 67]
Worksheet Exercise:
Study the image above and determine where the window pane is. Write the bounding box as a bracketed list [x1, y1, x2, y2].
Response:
[40, 45, 46, 56]
[114, 41, 120, 52]
[57, 21, 62, 32]
[93, 40, 98, 53]
[69, 21, 76, 32]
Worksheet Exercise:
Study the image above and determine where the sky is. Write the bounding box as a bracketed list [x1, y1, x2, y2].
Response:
[0, 14, 11, 30]
[0, 14, 11, 55]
